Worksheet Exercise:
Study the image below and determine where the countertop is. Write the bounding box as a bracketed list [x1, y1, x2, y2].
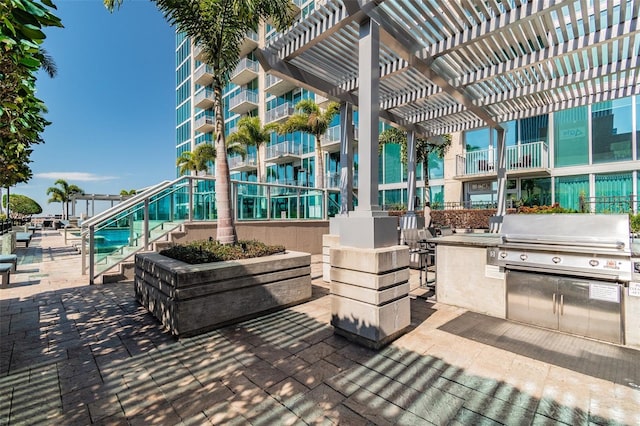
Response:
[426, 232, 502, 248]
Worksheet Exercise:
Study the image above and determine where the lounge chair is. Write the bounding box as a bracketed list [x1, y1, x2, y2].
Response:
[0, 263, 11, 287]
[0, 254, 17, 272]
[16, 232, 32, 247]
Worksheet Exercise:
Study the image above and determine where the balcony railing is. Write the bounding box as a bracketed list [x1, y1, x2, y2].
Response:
[228, 154, 257, 171]
[321, 125, 359, 151]
[265, 103, 294, 124]
[265, 74, 296, 96]
[230, 58, 259, 86]
[194, 116, 215, 133]
[239, 30, 259, 56]
[194, 64, 215, 86]
[265, 140, 302, 163]
[194, 88, 215, 109]
[228, 90, 258, 115]
[456, 141, 549, 177]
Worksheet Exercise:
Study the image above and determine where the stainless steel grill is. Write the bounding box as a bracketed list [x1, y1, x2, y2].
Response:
[487, 214, 634, 344]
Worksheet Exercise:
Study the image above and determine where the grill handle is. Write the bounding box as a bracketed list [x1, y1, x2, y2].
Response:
[560, 294, 564, 315]
[552, 293, 556, 314]
[503, 235, 626, 250]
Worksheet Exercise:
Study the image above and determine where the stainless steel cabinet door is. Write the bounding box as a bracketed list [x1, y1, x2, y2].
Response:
[507, 270, 558, 330]
[558, 279, 622, 344]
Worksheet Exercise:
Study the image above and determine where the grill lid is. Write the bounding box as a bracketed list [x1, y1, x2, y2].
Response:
[501, 214, 631, 253]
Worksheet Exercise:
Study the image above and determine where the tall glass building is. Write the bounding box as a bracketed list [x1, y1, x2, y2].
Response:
[176, 1, 639, 215]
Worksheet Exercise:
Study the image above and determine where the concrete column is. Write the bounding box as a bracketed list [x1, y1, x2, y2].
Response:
[331, 17, 397, 249]
[330, 245, 411, 349]
[356, 17, 380, 213]
[329, 18, 409, 350]
[339, 102, 354, 215]
[406, 130, 417, 213]
[491, 128, 506, 233]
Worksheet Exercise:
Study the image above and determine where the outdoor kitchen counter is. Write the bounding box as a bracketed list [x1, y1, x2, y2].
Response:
[431, 233, 507, 319]
[426, 232, 502, 248]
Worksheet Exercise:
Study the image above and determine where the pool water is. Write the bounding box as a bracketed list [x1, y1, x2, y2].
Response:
[94, 228, 138, 253]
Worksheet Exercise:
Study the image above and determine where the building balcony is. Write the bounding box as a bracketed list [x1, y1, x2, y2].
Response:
[193, 44, 206, 62]
[455, 141, 550, 180]
[265, 140, 302, 164]
[265, 103, 294, 124]
[230, 58, 259, 86]
[239, 30, 259, 57]
[194, 88, 215, 109]
[265, 74, 297, 97]
[228, 89, 258, 115]
[194, 64, 215, 86]
[194, 116, 215, 133]
[228, 154, 257, 172]
[321, 125, 358, 152]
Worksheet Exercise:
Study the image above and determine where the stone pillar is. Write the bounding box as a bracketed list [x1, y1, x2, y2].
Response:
[330, 245, 410, 349]
[322, 234, 339, 282]
[328, 18, 410, 348]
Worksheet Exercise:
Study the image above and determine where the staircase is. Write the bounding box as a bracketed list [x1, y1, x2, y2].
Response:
[100, 221, 186, 283]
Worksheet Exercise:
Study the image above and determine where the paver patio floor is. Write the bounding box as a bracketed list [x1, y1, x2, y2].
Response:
[1, 230, 639, 425]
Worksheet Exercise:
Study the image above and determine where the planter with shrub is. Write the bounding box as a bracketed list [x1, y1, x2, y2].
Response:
[134, 240, 311, 337]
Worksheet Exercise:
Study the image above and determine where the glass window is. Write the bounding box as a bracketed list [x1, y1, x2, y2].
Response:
[382, 189, 402, 208]
[520, 177, 552, 206]
[592, 98, 632, 163]
[429, 185, 444, 209]
[554, 106, 588, 167]
[555, 175, 589, 212]
[595, 172, 633, 213]
[501, 120, 517, 146]
[383, 144, 402, 184]
[428, 151, 444, 180]
[520, 115, 548, 144]
[465, 128, 490, 151]
[636, 96, 640, 158]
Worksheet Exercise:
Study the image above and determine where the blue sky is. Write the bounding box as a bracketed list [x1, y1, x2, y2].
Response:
[14, 0, 176, 216]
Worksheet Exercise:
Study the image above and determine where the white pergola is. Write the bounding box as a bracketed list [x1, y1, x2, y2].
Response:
[257, 0, 640, 235]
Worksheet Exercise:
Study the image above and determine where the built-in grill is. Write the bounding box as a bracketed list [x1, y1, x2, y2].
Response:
[487, 214, 635, 344]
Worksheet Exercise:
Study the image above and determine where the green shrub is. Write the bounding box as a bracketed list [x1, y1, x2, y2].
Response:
[160, 240, 286, 264]
[630, 213, 640, 234]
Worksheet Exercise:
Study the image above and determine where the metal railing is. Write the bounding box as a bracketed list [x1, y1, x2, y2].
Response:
[228, 89, 258, 110]
[230, 57, 259, 79]
[265, 103, 294, 123]
[81, 176, 345, 283]
[0, 220, 11, 236]
[456, 141, 549, 176]
[265, 140, 303, 160]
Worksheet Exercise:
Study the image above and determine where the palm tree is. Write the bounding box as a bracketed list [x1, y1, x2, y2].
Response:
[120, 189, 137, 196]
[279, 99, 340, 189]
[177, 141, 245, 176]
[177, 143, 217, 176]
[105, 0, 294, 244]
[46, 179, 84, 219]
[227, 116, 277, 182]
[378, 128, 451, 204]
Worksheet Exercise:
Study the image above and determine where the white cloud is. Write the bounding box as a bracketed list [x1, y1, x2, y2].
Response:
[35, 172, 118, 182]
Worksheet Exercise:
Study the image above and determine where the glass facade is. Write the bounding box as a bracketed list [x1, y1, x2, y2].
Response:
[595, 172, 634, 213]
[592, 98, 633, 163]
[555, 175, 589, 212]
[554, 106, 588, 167]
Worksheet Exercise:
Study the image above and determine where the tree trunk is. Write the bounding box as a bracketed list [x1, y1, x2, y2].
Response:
[423, 161, 430, 204]
[213, 85, 236, 244]
[315, 136, 325, 189]
[5, 187, 9, 222]
[256, 143, 262, 183]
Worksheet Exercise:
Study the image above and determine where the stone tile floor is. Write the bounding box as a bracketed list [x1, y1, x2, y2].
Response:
[1, 230, 639, 425]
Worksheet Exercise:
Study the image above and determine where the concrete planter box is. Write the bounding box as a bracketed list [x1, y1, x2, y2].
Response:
[134, 251, 312, 337]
